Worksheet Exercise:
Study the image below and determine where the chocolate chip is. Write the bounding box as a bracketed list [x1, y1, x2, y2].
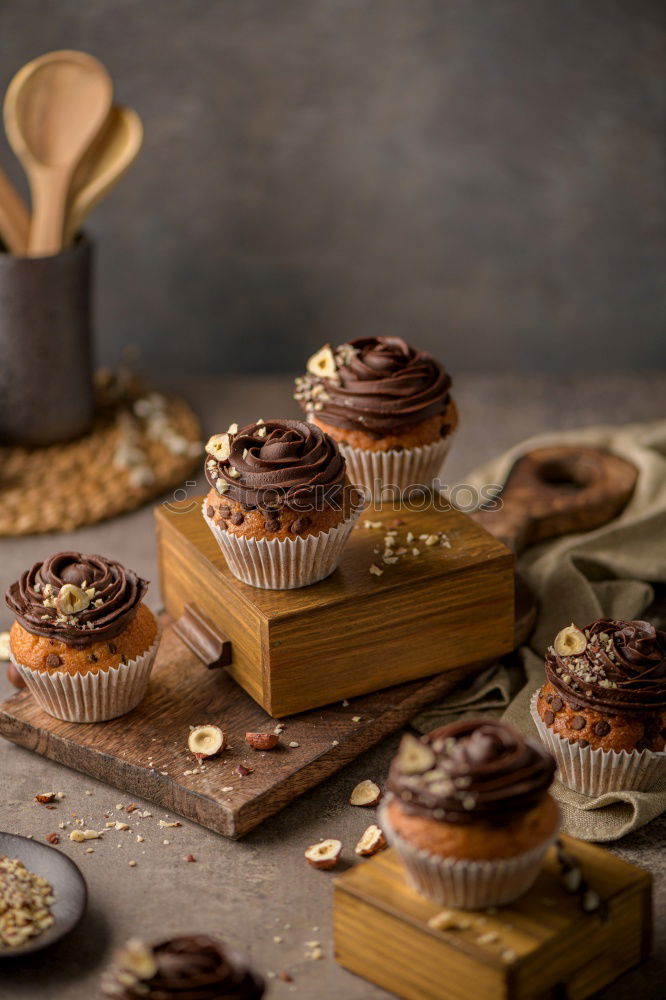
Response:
[45, 654, 62, 668]
[219, 505, 231, 518]
[206, 505, 215, 519]
[570, 704, 583, 711]
[230, 512, 244, 526]
[108, 642, 117, 654]
[544, 710, 555, 726]
[546, 693, 553, 704]
[571, 716, 586, 731]
[88, 652, 98, 663]
[265, 521, 280, 532]
[594, 721, 611, 738]
[551, 696, 563, 712]
[291, 516, 311, 534]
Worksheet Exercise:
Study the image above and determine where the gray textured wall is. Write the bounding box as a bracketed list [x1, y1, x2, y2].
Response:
[1, 0, 664, 375]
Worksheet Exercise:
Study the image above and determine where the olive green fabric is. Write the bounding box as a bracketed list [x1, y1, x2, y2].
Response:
[413, 420, 666, 841]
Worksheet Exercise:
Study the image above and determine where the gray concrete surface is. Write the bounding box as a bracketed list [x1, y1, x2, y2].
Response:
[1, 374, 665, 999]
[1, 1, 665, 376]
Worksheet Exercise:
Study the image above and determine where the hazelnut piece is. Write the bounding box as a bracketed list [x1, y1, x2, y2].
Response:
[553, 625, 587, 657]
[395, 733, 436, 775]
[205, 433, 231, 462]
[117, 938, 158, 981]
[7, 662, 27, 689]
[355, 825, 387, 856]
[306, 346, 336, 379]
[56, 583, 90, 616]
[304, 838, 342, 869]
[245, 732, 279, 751]
[187, 724, 226, 759]
[350, 779, 382, 807]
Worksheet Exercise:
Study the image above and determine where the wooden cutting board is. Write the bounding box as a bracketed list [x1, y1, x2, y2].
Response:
[0, 620, 488, 839]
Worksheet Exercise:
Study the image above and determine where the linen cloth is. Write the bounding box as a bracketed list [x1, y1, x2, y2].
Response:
[413, 420, 666, 841]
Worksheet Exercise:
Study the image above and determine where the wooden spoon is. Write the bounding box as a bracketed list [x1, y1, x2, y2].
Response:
[4, 50, 113, 257]
[0, 165, 29, 255]
[64, 105, 143, 245]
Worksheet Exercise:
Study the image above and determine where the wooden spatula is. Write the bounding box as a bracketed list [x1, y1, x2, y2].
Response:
[0, 165, 29, 255]
[64, 105, 143, 246]
[3, 50, 113, 257]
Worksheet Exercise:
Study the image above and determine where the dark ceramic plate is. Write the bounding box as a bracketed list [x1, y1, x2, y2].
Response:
[0, 831, 87, 957]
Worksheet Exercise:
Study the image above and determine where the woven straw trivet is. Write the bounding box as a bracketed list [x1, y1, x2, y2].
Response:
[0, 369, 203, 536]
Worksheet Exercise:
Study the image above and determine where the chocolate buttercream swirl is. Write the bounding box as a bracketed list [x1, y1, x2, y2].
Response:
[296, 336, 452, 436]
[205, 419, 347, 511]
[5, 552, 147, 649]
[102, 935, 264, 1000]
[545, 619, 666, 716]
[389, 719, 555, 825]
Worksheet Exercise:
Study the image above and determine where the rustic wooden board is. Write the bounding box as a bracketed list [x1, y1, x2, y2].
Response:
[333, 838, 652, 1000]
[156, 499, 515, 716]
[0, 620, 488, 839]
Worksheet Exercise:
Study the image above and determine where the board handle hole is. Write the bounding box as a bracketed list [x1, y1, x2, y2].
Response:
[537, 459, 592, 491]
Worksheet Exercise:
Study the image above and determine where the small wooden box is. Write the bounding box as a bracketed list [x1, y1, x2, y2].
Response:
[155, 500, 514, 717]
[333, 841, 652, 1000]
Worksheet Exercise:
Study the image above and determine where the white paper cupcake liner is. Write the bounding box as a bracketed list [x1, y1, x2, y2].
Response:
[379, 799, 557, 909]
[204, 505, 361, 589]
[11, 630, 161, 724]
[339, 432, 455, 502]
[529, 691, 666, 796]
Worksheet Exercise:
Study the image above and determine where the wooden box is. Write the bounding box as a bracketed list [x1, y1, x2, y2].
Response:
[333, 841, 652, 1000]
[155, 500, 514, 717]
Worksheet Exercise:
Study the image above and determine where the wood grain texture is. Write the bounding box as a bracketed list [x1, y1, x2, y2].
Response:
[156, 499, 515, 716]
[0, 619, 489, 840]
[472, 446, 637, 555]
[333, 838, 652, 1000]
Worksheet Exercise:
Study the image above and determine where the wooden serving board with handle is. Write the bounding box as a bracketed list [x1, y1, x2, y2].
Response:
[476, 445, 637, 645]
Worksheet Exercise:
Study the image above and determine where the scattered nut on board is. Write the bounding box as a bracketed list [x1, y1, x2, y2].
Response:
[304, 839, 342, 870]
[187, 725, 226, 760]
[245, 732, 279, 750]
[355, 825, 387, 856]
[350, 779, 382, 806]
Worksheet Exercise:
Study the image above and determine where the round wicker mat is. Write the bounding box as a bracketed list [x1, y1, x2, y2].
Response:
[0, 370, 203, 536]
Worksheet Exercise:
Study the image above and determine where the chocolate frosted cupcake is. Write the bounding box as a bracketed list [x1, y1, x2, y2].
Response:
[101, 935, 264, 999]
[203, 418, 362, 589]
[380, 719, 559, 908]
[531, 620, 666, 794]
[294, 337, 458, 499]
[5, 552, 159, 723]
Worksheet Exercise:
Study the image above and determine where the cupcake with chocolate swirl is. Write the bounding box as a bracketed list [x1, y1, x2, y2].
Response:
[203, 418, 362, 588]
[380, 719, 559, 908]
[101, 934, 264, 999]
[5, 552, 159, 723]
[531, 620, 666, 795]
[294, 337, 458, 499]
